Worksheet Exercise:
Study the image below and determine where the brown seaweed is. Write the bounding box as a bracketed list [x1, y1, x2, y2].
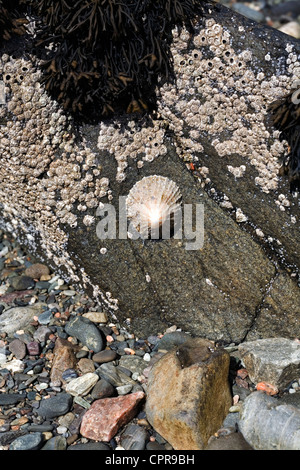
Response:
[23, 0, 207, 122]
[269, 89, 300, 192]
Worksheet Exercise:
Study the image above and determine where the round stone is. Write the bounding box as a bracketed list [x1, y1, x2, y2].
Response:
[9, 432, 43, 450]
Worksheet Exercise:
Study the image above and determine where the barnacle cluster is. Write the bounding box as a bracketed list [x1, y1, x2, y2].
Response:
[156, 20, 299, 193]
[0, 53, 119, 310]
[98, 116, 168, 182]
[19, 0, 206, 121]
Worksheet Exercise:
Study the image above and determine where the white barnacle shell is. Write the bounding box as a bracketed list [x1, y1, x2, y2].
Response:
[126, 175, 182, 239]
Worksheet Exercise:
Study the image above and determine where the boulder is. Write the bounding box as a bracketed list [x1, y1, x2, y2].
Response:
[145, 338, 232, 450]
[238, 337, 300, 389]
[0, 4, 299, 343]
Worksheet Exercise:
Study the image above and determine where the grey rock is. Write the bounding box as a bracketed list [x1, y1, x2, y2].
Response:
[0, 393, 26, 406]
[120, 424, 148, 450]
[65, 372, 99, 397]
[154, 331, 191, 351]
[9, 275, 35, 291]
[65, 315, 104, 353]
[239, 391, 300, 450]
[41, 436, 67, 450]
[90, 378, 115, 399]
[118, 355, 146, 375]
[9, 432, 43, 450]
[238, 338, 300, 389]
[0, 304, 45, 335]
[0, 4, 299, 346]
[98, 362, 136, 387]
[37, 393, 73, 419]
[38, 309, 53, 325]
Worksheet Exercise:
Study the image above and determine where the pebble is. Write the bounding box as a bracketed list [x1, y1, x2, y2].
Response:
[9, 432, 43, 450]
[1, 228, 300, 451]
[37, 393, 73, 419]
[65, 315, 104, 353]
[65, 373, 99, 397]
[92, 349, 118, 363]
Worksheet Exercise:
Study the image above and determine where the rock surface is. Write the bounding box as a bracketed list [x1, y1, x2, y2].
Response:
[0, 4, 299, 344]
[239, 391, 300, 450]
[238, 338, 300, 389]
[145, 338, 232, 450]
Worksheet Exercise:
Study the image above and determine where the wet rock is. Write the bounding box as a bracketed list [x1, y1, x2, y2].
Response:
[80, 391, 145, 441]
[0, 304, 45, 335]
[25, 263, 50, 279]
[9, 432, 43, 450]
[239, 391, 300, 450]
[65, 315, 104, 353]
[238, 338, 300, 389]
[65, 372, 99, 397]
[145, 338, 232, 450]
[37, 393, 73, 419]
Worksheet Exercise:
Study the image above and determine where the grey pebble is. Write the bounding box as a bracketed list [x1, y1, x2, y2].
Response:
[154, 331, 191, 351]
[37, 393, 73, 419]
[91, 378, 115, 399]
[41, 435, 67, 450]
[9, 432, 43, 451]
[0, 393, 26, 406]
[38, 309, 53, 325]
[120, 424, 148, 450]
[65, 315, 104, 353]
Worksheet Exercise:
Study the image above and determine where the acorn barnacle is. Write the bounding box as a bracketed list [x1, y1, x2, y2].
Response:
[126, 176, 182, 240]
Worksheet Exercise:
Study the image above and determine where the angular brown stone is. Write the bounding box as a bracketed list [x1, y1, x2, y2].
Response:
[50, 337, 78, 383]
[145, 338, 232, 450]
[80, 391, 145, 441]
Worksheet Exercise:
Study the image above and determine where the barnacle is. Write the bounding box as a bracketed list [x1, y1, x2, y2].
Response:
[126, 175, 182, 239]
[269, 89, 300, 192]
[24, 0, 207, 122]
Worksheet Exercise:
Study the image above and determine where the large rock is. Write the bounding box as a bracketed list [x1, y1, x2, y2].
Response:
[145, 338, 232, 450]
[239, 391, 300, 450]
[238, 337, 300, 389]
[0, 4, 299, 343]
